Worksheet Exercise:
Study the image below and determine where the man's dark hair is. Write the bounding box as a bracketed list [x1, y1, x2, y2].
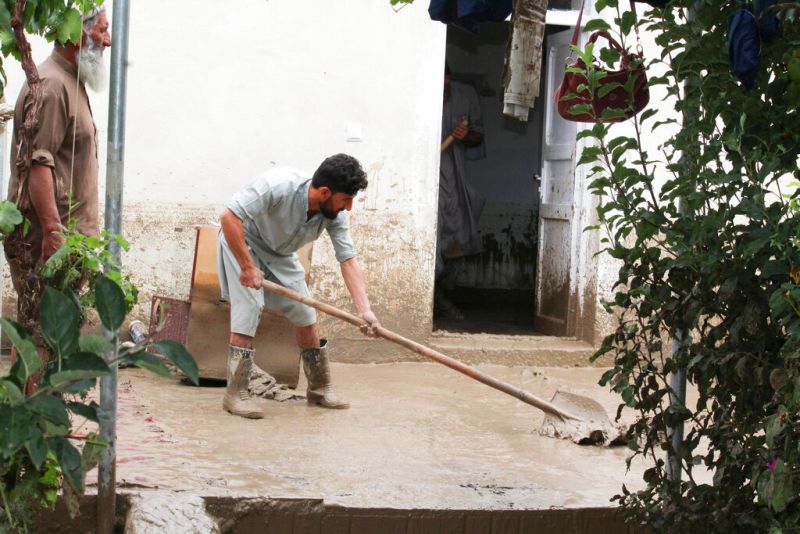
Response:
[312, 154, 368, 195]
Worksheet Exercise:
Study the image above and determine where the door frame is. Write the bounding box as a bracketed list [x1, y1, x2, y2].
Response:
[534, 11, 601, 344]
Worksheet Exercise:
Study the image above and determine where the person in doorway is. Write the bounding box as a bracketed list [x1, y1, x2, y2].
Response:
[218, 154, 380, 419]
[5, 7, 111, 362]
[436, 63, 486, 320]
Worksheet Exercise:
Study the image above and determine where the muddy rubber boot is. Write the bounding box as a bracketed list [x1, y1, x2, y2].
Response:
[222, 345, 264, 419]
[301, 340, 349, 409]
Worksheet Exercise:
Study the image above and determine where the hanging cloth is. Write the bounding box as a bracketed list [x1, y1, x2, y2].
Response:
[502, 0, 548, 121]
[428, 0, 512, 33]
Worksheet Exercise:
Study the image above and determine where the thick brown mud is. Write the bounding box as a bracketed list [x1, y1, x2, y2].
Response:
[80, 362, 673, 511]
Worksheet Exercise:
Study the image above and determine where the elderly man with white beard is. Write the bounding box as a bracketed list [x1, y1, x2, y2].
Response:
[5, 6, 111, 355]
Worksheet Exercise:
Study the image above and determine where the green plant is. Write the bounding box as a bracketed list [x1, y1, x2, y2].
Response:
[40, 219, 138, 313]
[1, 275, 199, 533]
[573, 1, 800, 532]
[0, 215, 196, 532]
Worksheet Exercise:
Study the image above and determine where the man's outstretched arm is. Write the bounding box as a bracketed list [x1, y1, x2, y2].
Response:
[340, 257, 379, 336]
[28, 165, 63, 261]
[220, 208, 263, 289]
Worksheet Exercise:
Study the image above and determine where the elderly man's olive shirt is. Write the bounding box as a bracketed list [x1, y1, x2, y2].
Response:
[7, 51, 99, 240]
[222, 168, 357, 287]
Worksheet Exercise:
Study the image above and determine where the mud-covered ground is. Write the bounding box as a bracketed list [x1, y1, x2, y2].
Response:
[76, 362, 669, 511]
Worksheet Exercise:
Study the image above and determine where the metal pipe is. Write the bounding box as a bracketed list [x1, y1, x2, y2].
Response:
[97, 1, 131, 531]
[666, 3, 699, 482]
[667, 332, 686, 480]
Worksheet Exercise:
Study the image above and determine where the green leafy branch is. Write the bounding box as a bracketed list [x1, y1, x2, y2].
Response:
[578, 0, 800, 532]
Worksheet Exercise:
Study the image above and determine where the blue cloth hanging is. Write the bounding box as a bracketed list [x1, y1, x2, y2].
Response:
[428, 0, 512, 33]
[728, 3, 761, 89]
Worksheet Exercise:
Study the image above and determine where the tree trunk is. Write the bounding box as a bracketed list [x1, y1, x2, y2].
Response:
[11, 0, 42, 180]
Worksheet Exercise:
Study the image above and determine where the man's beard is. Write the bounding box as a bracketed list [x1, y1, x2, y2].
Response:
[77, 38, 108, 92]
[320, 199, 339, 220]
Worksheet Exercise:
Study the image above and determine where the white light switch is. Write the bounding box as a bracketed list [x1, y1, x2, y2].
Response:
[345, 122, 363, 142]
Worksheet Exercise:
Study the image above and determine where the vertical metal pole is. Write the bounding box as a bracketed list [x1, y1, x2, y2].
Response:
[667, 330, 686, 480]
[97, 1, 130, 532]
[666, 3, 698, 483]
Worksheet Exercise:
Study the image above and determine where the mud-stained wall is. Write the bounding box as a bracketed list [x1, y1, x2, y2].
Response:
[452, 203, 538, 290]
[0, 1, 445, 361]
[311, 211, 436, 360]
[2, 204, 437, 362]
[118, 207, 436, 362]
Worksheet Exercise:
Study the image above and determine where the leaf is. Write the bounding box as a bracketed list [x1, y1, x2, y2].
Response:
[50, 352, 111, 387]
[601, 108, 629, 121]
[0, 199, 22, 233]
[81, 433, 107, 475]
[113, 233, 130, 252]
[0, 405, 35, 455]
[765, 414, 784, 449]
[67, 401, 100, 423]
[584, 18, 612, 33]
[0, 318, 41, 382]
[769, 369, 788, 391]
[79, 333, 113, 354]
[61, 379, 97, 394]
[764, 460, 792, 513]
[598, 82, 623, 99]
[28, 395, 70, 428]
[47, 437, 84, 492]
[154, 340, 199, 385]
[619, 10, 636, 35]
[123, 351, 172, 378]
[39, 244, 69, 279]
[742, 228, 772, 258]
[95, 275, 127, 331]
[568, 103, 593, 116]
[0, 380, 24, 405]
[40, 287, 81, 358]
[25, 427, 48, 469]
[579, 146, 602, 165]
[56, 8, 82, 45]
[599, 46, 621, 66]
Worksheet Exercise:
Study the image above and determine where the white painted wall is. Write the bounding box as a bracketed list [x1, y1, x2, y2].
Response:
[0, 0, 684, 355]
[2, 0, 448, 353]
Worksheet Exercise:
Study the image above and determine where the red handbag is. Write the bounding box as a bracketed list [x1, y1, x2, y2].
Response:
[555, 0, 649, 123]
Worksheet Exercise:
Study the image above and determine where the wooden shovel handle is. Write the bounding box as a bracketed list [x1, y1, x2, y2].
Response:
[261, 280, 579, 421]
[440, 119, 469, 153]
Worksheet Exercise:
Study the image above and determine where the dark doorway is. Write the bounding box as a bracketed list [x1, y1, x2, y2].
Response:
[434, 22, 546, 335]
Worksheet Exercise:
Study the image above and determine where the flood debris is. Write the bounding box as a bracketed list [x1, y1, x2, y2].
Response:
[540, 391, 628, 447]
[248, 362, 305, 402]
[125, 491, 219, 533]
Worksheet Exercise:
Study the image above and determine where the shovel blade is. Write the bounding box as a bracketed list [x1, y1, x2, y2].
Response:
[539, 390, 624, 446]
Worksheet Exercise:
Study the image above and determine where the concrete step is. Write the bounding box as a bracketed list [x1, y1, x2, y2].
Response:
[38, 494, 644, 533]
[429, 332, 599, 366]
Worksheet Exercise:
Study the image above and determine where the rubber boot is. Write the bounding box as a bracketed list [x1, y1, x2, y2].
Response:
[301, 339, 349, 409]
[222, 345, 264, 419]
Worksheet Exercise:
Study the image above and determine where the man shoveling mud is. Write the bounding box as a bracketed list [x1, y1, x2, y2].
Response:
[218, 154, 379, 419]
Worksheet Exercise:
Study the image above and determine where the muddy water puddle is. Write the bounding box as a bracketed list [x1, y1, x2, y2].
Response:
[83, 361, 671, 510]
